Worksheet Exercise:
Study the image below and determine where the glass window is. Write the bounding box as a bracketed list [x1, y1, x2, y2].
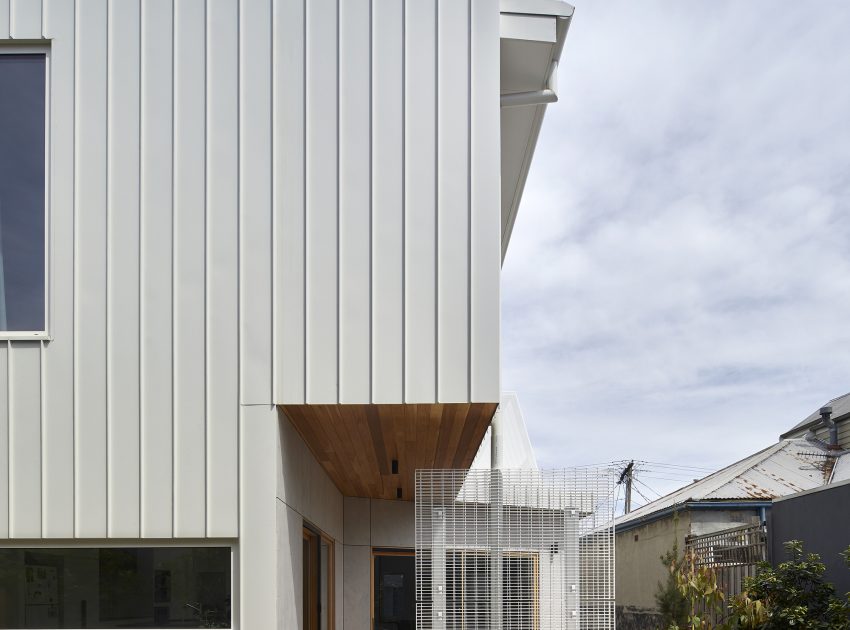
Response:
[0, 547, 232, 629]
[0, 53, 47, 333]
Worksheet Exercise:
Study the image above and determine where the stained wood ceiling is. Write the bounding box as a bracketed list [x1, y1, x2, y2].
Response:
[281, 403, 498, 501]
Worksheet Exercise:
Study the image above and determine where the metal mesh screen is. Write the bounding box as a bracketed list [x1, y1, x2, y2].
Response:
[416, 469, 616, 630]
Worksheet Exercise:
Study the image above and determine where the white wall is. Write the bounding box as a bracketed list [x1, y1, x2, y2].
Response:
[0, 0, 501, 542]
[280, 0, 501, 406]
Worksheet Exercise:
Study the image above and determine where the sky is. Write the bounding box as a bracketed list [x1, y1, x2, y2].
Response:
[502, 1, 850, 505]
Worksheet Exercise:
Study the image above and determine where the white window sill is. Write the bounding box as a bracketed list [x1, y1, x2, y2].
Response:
[0, 331, 51, 341]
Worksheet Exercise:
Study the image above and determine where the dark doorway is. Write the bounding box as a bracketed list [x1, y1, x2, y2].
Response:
[373, 551, 415, 630]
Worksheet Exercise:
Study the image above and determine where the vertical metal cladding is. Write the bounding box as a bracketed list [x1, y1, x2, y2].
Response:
[280, 0, 501, 405]
[0, 0, 502, 539]
[0, 0, 243, 540]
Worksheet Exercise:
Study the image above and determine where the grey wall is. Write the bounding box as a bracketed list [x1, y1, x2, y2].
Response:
[769, 480, 850, 596]
[277, 413, 345, 630]
[0, 0, 501, 541]
[343, 496, 415, 630]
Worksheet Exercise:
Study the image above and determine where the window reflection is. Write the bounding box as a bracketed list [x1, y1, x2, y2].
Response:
[0, 53, 46, 332]
[0, 547, 231, 629]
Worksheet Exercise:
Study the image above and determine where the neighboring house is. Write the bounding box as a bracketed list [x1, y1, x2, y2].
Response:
[780, 392, 850, 451]
[614, 439, 836, 628]
[0, 2, 575, 629]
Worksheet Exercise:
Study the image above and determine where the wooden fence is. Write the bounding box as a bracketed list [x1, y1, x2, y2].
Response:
[685, 522, 768, 622]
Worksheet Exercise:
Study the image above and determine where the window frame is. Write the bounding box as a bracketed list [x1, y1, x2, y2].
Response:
[0, 44, 51, 340]
[0, 539, 239, 630]
[303, 522, 335, 630]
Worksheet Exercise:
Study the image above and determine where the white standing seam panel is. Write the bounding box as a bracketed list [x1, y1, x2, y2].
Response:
[470, 0, 501, 403]
[74, 0, 108, 538]
[239, 0, 273, 406]
[403, 0, 437, 403]
[305, 0, 339, 404]
[436, 0, 470, 403]
[371, 0, 404, 404]
[206, 0, 239, 538]
[338, 0, 371, 404]
[106, 0, 141, 539]
[0, 0, 504, 539]
[10, 0, 41, 39]
[42, 0, 76, 539]
[0, 0, 9, 38]
[0, 343, 7, 538]
[9, 343, 41, 538]
[139, 0, 175, 539]
[173, 0, 207, 538]
[204, 0, 239, 538]
[274, 0, 306, 404]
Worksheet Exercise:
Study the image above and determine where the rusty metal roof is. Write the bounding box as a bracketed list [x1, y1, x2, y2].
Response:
[831, 453, 850, 484]
[617, 439, 834, 527]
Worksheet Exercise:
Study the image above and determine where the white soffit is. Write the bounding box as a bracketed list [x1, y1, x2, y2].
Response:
[499, 0, 573, 262]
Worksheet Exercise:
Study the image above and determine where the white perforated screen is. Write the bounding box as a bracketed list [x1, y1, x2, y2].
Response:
[415, 469, 615, 630]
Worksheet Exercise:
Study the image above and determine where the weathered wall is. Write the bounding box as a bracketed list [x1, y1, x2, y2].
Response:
[769, 480, 850, 596]
[616, 513, 691, 615]
[0, 0, 501, 541]
[615, 508, 761, 629]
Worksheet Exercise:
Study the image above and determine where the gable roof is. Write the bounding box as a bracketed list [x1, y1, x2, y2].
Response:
[781, 391, 850, 439]
[471, 391, 539, 470]
[616, 439, 834, 528]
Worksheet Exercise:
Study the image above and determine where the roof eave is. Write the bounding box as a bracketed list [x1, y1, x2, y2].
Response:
[499, 8, 573, 262]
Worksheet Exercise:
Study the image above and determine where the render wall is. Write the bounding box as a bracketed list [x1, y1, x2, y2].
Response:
[0, 0, 501, 542]
[615, 509, 761, 630]
[616, 514, 690, 614]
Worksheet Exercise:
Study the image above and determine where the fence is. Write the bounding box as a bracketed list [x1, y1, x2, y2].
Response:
[685, 523, 768, 599]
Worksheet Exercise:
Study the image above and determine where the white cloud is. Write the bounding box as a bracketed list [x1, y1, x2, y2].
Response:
[502, 0, 850, 500]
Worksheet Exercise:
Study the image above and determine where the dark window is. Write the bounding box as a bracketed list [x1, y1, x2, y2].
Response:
[0, 547, 231, 628]
[0, 53, 46, 332]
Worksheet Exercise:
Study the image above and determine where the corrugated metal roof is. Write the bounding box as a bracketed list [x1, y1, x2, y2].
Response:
[782, 391, 850, 437]
[617, 439, 834, 527]
[831, 453, 850, 484]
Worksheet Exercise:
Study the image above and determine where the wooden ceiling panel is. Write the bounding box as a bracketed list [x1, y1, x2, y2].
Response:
[280, 403, 497, 501]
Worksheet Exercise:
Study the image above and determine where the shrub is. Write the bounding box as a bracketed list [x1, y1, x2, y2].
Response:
[728, 540, 850, 629]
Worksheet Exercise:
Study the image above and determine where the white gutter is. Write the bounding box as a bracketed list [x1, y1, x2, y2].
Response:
[500, 60, 559, 108]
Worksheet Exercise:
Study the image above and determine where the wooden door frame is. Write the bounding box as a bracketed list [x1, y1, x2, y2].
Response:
[303, 523, 335, 630]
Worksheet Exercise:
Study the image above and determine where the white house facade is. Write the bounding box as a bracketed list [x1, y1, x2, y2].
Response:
[0, 0, 572, 627]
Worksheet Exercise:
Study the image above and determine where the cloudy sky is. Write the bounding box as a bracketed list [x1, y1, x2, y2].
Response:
[502, 1, 850, 503]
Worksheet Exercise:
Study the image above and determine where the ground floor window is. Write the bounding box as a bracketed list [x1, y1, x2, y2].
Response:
[303, 526, 334, 630]
[0, 546, 231, 629]
[373, 550, 415, 630]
